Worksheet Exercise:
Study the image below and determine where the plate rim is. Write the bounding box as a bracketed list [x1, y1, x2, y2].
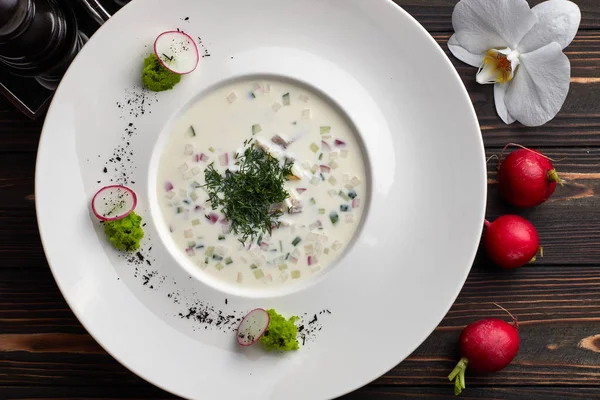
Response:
[35, 0, 486, 398]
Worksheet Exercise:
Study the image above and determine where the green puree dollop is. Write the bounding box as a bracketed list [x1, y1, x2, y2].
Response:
[141, 53, 181, 92]
[104, 211, 144, 251]
[260, 309, 300, 351]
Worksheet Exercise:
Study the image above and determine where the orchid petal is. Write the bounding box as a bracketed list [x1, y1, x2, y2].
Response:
[494, 83, 516, 124]
[453, 0, 537, 54]
[518, 0, 581, 54]
[448, 35, 484, 67]
[505, 42, 570, 126]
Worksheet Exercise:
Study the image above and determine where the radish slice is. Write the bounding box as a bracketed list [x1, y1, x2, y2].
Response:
[154, 31, 199, 75]
[91, 185, 137, 221]
[237, 308, 270, 346]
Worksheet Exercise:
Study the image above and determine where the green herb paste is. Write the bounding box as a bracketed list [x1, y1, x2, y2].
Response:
[260, 309, 300, 351]
[104, 211, 144, 251]
[141, 53, 181, 92]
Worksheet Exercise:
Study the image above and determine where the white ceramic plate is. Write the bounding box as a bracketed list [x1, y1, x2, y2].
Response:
[35, 0, 486, 398]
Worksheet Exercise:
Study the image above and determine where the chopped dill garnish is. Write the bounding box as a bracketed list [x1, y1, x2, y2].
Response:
[203, 139, 293, 243]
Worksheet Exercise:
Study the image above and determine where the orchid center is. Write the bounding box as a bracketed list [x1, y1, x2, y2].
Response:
[476, 48, 520, 85]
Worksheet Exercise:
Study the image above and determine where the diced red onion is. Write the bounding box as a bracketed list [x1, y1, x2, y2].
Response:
[319, 165, 331, 173]
[194, 153, 208, 162]
[208, 212, 219, 224]
[165, 181, 174, 191]
[219, 153, 229, 166]
[334, 139, 347, 147]
[296, 188, 307, 194]
[321, 140, 331, 152]
[352, 198, 361, 208]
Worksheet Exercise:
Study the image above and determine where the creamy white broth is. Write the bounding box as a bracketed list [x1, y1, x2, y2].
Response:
[156, 79, 366, 289]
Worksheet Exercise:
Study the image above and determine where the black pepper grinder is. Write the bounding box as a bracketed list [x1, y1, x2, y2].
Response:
[0, 0, 85, 89]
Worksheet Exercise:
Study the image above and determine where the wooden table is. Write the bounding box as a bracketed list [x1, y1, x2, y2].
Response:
[2, 1, 600, 398]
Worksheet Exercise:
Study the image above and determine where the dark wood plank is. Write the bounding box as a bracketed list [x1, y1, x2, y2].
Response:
[0, 153, 36, 206]
[2, 265, 600, 388]
[392, 0, 600, 32]
[1, 32, 600, 152]
[1, 386, 600, 400]
[0, 95, 45, 152]
[0, 208, 45, 269]
[0, 386, 176, 399]
[2, 147, 599, 266]
[5, 265, 600, 332]
[436, 32, 600, 147]
[343, 386, 600, 399]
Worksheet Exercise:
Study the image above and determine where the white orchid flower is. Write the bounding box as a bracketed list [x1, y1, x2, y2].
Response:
[449, 0, 581, 126]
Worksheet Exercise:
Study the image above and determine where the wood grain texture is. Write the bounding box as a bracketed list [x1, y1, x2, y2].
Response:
[436, 31, 600, 148]
[392, 0, 600, 32]
[1, 386, 600, 399]
[3, 147, 600, 265]
[1, 32, 598, 152]
[3, 264, 600, 392]
[1, 0, 600, 398]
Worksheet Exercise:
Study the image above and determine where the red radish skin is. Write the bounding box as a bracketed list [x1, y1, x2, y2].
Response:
[448, 307, 520, 395]
[498, 148, 563, 207]
[91, 185, 137, 222]
[484, 215, 540, 269]
[153, 31, 199, 75]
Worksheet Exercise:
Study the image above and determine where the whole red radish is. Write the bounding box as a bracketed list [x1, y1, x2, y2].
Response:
[484, 215, 540, 269]
[498, 148, 562, 207]
[448, 306, 520, 395]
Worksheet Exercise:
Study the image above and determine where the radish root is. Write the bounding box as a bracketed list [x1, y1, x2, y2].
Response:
[498, 143, 567, 165]
[493, 303, 519, 329]
[486, 154, 498, 164]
